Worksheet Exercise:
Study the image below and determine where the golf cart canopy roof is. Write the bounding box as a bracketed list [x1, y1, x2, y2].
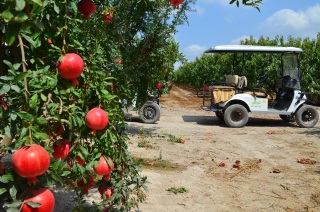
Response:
[204, 45, 303, 54]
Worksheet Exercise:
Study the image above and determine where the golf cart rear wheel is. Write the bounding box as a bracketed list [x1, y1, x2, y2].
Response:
[295, 105, 319, 128]
[224, 104, 249, 128]
[279, 115, 295, 122]
[215, 111, 224, 121]
[139, 102, 161, 124]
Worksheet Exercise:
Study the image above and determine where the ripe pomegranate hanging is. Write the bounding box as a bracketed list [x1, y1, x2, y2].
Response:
[103, 12, 113, 25]
[156, 82, 163, 89]
[168, 0, 184, 9]
[12, 144, 50, 185]
[21, 187, 55, 212]
[52, 139, 71, 160]
[85, 108, 109, 136]
[78, 0, 96, 20]
[57, 53, 84, 86]
[93, 156, 114, 180]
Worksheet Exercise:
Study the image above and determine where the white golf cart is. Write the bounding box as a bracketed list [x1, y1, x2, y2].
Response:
[197, 45, 319, 128]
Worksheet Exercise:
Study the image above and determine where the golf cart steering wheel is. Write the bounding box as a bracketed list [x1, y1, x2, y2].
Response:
[258, 74, 269, 84]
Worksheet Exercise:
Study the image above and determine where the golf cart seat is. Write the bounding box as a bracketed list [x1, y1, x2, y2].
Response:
[208, 75, 239, 103]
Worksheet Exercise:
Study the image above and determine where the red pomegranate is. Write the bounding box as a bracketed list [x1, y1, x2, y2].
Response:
[57, 53, 84, 86]
[98, 185, 113, 199]
[93, 156, 114, 178]
[21, 188, 55, 212]
[52, 139, 71, 160]
[85, 108, 109, 136]
[168, 0, 184, 9]
[78, 0, 96, 19]
[77, 175, 94, 195]
[103, 12, 113, 25]
[155, 82, 163, 89]
[12, 144, 50, 185]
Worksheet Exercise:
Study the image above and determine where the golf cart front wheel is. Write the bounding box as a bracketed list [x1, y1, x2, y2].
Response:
[295, 105, 319, 128]
[139, 102, 161, 124]
[224, 104, 249, 128]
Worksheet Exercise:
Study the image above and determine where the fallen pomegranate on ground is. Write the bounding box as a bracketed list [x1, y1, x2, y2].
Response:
[57, 53, 84, 86]
[21, 187, 55, 212]
[12, 144, 50, 185]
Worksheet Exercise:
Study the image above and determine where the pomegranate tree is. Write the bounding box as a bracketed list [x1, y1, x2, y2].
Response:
[52, 139, 71, 160]
[85, 108, 109, 136]
[78, 0, 96, 19]
[21, 187, 55, 212]
[94, 156, 114, 180]
[12, 144, 50, 185]
[57, 53, 84, 86]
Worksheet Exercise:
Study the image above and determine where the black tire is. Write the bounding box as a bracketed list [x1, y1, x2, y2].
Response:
[215, 111, 224, 121]
[139, 102, 161, 124]
[279, 115, 295, 122]
[295, 105, 319, 128]
[224, 104, 249, 128]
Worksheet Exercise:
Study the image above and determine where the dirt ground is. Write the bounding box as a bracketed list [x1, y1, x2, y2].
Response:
[125, 84, 320, 212]
[3, 84, 320, 212]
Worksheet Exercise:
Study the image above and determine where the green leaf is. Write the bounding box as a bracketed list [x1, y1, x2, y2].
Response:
[70, 2, 77, 13]
[0, 173, 14, 183]
[29, 94, 38, 108]
[61, 170, 71, 177]
[13, 72, 28, 83]
[53, 2, 59, 14]
[14, 11, 28, 23]
[21, 33, 36, 48]
[0, 188, 7, 195]
[35, 117, 47, 125]
[33, 132, 49, 140]
[10, 85, 21, 93]
[1, 10, 15, 22]
[32, 0, 43, 6]
[13, 63, 22, 70]
[40, 93, 47, 101]
[16, 111, 35, 121]
[0, 76, 14, 81]
[15, 0, 26, 11]
[3, 200, 23, 208]
[2, 24, 20, 46]
[9, 186, 17, 199]
[0, 84, 11, 95]
[26, 201, 41, 208]
[229, 0, 237, 4]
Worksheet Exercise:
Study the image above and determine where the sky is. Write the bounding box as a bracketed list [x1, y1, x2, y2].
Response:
[175, 0, 320, 65]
